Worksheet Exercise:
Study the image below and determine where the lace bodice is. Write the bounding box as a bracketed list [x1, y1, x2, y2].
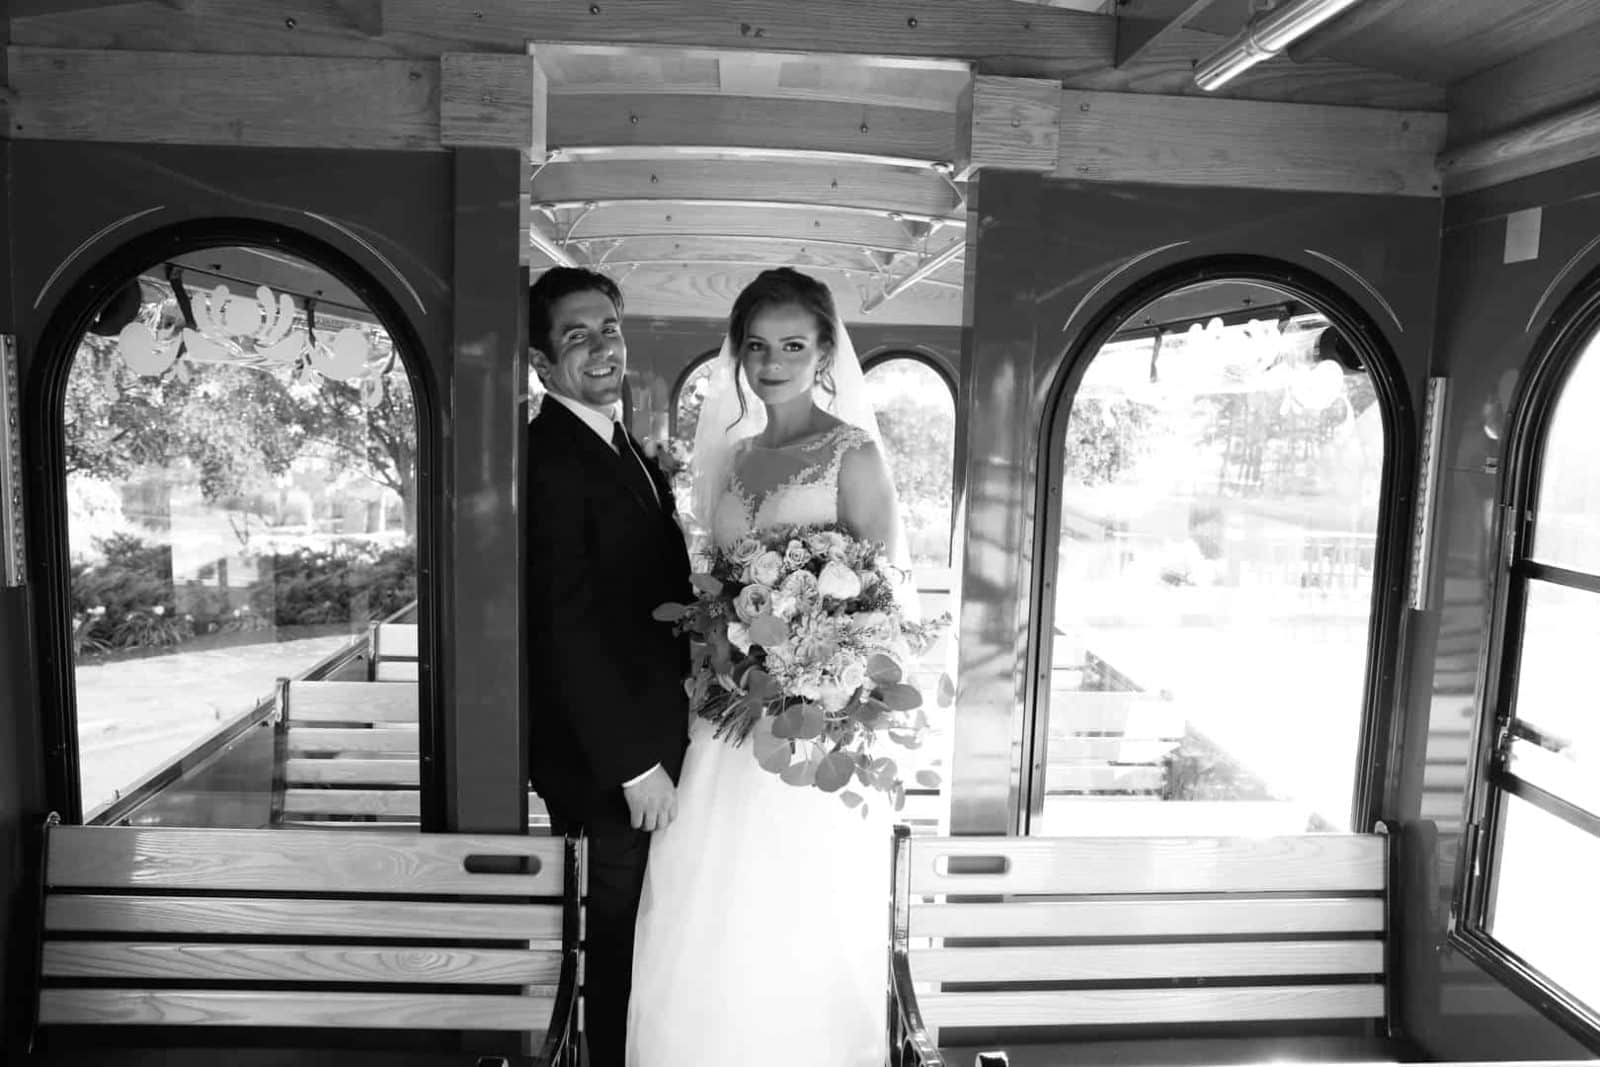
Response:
[709, 423, 873, 548]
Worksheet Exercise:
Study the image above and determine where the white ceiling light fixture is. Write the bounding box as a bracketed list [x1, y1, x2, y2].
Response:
[1193, 0, 1367, 92]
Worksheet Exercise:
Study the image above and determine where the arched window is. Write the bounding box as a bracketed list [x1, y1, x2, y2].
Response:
[1463, 282, 1600, 1023]
[863, 354, 956, 570]
[1033, 272, 1405, 838]
[41, 233, 429, 827]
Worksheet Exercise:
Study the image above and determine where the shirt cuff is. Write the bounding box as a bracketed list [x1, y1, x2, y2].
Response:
[622, 763, 662, 788]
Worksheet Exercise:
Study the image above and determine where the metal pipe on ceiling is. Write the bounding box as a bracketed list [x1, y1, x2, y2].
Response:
[1193, 0, 1368, 91]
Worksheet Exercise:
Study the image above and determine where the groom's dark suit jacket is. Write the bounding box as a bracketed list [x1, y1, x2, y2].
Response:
[525, 399, 692, 831]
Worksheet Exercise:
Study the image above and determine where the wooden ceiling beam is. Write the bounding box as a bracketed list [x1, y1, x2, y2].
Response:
[1056, 91, 1444, 196]
[956, 74, 1061, 179]
[534, 197, 956, 228]
[5, 46, 440, 149]
[570, 236, 889, 275]
[384, 0, 1109, 78]
[1438, 96, 1600, 196]
[529, 159, 963, 218]
[551, 201, 949, 253]
[440, 53, 542, 151]
[1114, 0, 1222, 68]
[603, 264, 963, 326]
[543, 92, 958, 165]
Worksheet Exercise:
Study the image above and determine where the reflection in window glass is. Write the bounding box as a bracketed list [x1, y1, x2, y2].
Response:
[1531, 332, 1600, 572]
[669, 357, 717, 531]
[1040, 285, 1384, 835]
[1512, 580, 1599, 762]
[65, 249, 418, 822]
[864, 358, 956, 569]
[1488, 793, 1600, 1011]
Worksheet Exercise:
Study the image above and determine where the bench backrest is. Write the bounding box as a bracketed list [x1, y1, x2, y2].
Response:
[275, 679, 551, 830]
[37, 821, 579, 1059]
[891, 828, 1391, 1048]
[368, 622, 419, 681]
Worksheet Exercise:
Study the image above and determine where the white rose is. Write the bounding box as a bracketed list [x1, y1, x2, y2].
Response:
[749, 550, 784, 587]
[817, 560, 862, 600]
[838, 657, 868, 696]
[783, 538, 810, 568]
[728, 536, 763, 566]
[734, 584, 773, 623]
[781, 569, 820, 609]
[726, 621, 752, 653]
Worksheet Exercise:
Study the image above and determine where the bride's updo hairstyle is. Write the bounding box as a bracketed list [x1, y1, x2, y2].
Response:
[727, 268, 839, 422]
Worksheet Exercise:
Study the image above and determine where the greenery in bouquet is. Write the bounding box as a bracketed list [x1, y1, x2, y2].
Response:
[654, 523, 951, 815]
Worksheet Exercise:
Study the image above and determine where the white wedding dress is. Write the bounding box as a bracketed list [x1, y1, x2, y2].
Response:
[626, 423, 892, 1067]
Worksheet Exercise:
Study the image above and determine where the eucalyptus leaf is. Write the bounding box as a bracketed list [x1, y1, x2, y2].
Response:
[690, 573, 725, 596]
[780, 754, 817, 787]
[744, 669, 781, 701]
[866, 653, 903, 686]
[936, 673, 956, 708]
[652, 602, 688, 622]
[878, 682, 922, 711]
[840, 791, 865, 809]
[815, 751, 855, 793]
[915, 769, 943, 789]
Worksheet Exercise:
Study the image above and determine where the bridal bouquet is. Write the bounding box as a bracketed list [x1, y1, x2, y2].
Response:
[654, 523, 951, 814]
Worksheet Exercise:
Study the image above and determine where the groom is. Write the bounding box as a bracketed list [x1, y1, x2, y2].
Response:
[524, 267, 691, 1067]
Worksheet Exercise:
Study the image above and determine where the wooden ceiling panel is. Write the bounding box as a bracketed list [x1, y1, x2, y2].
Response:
[530, 159, 962, 218]
[544, 93, 959, 163]
[1277, 0, 1600, 88]
[1069, 24, 1445, 110]
[570, 236, 898, 275]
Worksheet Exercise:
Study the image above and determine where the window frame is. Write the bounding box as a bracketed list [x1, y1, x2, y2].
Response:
[1025, 255, 1418, 835]
[1453, 265, 1600, 1048]
[26, 218, 441, 827]
[668, 347, 721, 439]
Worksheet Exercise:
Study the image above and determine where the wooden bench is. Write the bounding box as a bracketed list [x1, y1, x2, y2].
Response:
[889, 826, 1396, 1065]
[31, 816, 581, 1064]
[367, 622, 419, 682]
[274, 679, 551, 830]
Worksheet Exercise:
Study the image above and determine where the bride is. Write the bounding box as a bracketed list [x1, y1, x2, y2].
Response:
[627, 268, 906, 1065]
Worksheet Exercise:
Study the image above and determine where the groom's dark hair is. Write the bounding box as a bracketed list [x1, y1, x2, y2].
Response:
[527, 267, 624, 353]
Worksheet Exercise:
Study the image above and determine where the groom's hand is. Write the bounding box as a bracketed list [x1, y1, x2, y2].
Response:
[622, 765, 677, 832]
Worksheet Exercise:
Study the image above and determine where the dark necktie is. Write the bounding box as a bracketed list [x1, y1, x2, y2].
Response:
[612, 422, 659, 508]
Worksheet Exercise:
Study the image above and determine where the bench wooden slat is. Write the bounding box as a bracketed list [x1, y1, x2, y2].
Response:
[48, 826, 564, 896]
[287, 728, 418, 757]
[918, 984, 1385, 1032]
[908, 835, 1386, 895]
[374, 662, 420, 681]
[909, 941, 1384, 983]
[373, 623, 419, 658]
[285, 682, 418, 723]
[286, 759, 420, 786]
[44, 942, 563, 985]
[912, 897, 1385, 939]
[46, 895, 563, 940]
[1049, 737, 1179, 762]
[1044, 763, 1166, 793]
[281, 791, 551, 824]
[38, 989, 553, 1031]
[282, 789, 420, 817]
[1047, 692, 1184, 737]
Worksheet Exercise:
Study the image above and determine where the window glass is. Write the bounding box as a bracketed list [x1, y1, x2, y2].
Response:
[864, 358, 956, 570]
[1531, 333, 1600, 572]
[64, 247, 419, 824]
[1039, 283, 1384, 835]
[1487, 793, 1600, 1010]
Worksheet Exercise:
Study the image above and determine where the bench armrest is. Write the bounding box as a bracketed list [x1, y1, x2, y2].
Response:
[890, 825, 943, 1067]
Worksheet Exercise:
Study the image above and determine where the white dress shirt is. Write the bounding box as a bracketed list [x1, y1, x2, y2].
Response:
[543, 390, 663, 788]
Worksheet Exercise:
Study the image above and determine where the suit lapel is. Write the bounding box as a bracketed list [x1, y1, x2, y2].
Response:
[537, 400, 659, 519]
